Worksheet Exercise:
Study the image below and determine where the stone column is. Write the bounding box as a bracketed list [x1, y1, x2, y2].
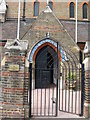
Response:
[1, 39, 28, 118]
[83, 41, 90, 118]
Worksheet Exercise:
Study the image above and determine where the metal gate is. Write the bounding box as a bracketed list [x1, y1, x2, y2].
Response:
[29, 43, 84, 117]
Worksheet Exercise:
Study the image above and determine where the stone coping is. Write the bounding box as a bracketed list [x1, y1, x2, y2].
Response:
[4, 39, 28, 51]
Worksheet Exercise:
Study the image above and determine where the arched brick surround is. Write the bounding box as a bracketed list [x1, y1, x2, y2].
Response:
[29, 39, 62, 62]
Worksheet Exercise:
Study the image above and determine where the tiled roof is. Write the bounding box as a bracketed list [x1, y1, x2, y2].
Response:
[0, 18, 89, 42]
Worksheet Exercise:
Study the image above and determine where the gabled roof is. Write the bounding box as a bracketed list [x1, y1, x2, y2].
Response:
[22, 6, 80, 60]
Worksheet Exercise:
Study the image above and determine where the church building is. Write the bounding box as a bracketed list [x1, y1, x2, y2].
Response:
[0, 0, 90, 119]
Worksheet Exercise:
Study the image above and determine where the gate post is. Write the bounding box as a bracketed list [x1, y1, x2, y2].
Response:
[83, 41, 90, 118]
[81, 63, 84, 116]
[29, 63, 32, 118]
[79, 50, 85, 116]
[56, 42, 58, 116]
[1, 39, 28, 118]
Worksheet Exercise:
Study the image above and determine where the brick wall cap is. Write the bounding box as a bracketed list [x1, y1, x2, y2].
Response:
[0, 0, 7, 13]
[4, 39, 28, 51]
[83, 57, 88, 63]
[84, 102, 90, 107]
[84, 41, 90, 54]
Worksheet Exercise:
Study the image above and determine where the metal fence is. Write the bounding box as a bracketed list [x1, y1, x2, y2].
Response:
[29, 43, 84, 117]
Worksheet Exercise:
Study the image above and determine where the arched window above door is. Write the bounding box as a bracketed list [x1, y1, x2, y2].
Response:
[83, 3, 88, 19]
[70, 2, 74, 18]
[34, 1, 39, 16]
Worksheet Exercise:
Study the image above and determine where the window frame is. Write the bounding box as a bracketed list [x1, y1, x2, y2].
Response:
[34, 1, 40, 17]
[83, 3, 88, 19]
[69, 2, 75, 18]
[48, 1, 53, 11]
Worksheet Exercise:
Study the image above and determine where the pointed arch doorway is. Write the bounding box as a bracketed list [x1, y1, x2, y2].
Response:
[35, 45, 55, 88]
[29, 39, 59, 117]
[29, 39, 83, 118]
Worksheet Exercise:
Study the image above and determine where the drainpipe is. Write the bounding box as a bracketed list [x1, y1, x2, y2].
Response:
[22, 0, 26, 21]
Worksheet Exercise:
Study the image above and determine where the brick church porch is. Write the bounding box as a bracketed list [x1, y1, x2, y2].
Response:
[0, 2, 89, 118]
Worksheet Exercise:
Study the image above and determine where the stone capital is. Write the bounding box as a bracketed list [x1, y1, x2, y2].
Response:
[83, 41, 90, 71]
[84, 41, 90, 55]
[0, 0, 7, 13]
[4, 39, 28, 51]
[0, 0, 7, 22]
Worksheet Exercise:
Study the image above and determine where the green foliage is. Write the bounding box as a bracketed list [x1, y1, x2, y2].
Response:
[66, 72, 76, 81]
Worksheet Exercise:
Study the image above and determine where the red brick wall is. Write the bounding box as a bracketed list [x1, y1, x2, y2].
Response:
[6, 1, 89, 21]
[1, 48, 29, 118]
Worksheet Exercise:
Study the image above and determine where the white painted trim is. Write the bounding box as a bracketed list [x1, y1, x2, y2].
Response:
[47, 0, 48, 5]
[29, 39, 57, 62]
[75, 0, 77, 43]
[17, 0, 20, 40]
[84, 102, 90, 107]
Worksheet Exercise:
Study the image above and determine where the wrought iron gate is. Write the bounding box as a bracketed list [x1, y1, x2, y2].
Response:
[29, 42, 84, 117]
[58, 47, 84, 116]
